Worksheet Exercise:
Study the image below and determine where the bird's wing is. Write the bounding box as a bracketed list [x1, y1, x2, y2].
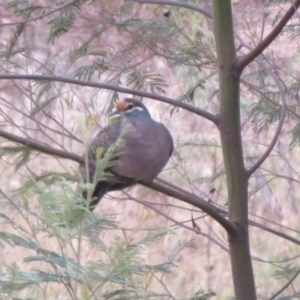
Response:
[81, 118, 125, 210]
[88, 118, 122, 160]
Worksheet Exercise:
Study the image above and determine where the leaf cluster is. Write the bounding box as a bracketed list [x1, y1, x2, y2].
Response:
[0, 177, 212, 299]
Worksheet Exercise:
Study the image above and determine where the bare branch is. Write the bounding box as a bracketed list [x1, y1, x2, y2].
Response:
[3, 128, 300, 246]
[248, 219, 300, 246]
[234, 0, 300, 74]
[0, 128, 83, 164]
[123, 191, 201, 234]
[268, 268, 300, 300]
[0, 74, 220, 125]
[129, 0, 212, 18]
[0, 0, 80, 27]
[143, 181, 238, 235]
[247, 66, 287, 177]
[0, 127, 234, 233]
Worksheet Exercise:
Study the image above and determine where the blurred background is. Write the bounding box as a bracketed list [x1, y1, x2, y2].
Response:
[1, 0, 300, 298]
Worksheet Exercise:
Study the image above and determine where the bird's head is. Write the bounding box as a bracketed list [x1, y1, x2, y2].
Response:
[110, 98, 151, 121]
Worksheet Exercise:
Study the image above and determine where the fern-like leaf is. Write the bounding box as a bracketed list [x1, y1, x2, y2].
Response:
[48, 12, 76, 43]
[250, 99, 281, 132]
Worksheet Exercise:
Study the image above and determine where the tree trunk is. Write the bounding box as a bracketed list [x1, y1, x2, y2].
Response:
[212, 1, 257, 298]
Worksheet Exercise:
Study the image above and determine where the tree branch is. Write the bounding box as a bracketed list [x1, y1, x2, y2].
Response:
[0, 74, 220, 125]
[268, 268, 300, 300]
[2, 129, 300, 246]
[1, 0, 80, 27]
[123, 191, 202, 234]
[142, 181, 238, 235]
[233, 0, 300, 74]
[247, 67, 287, 177]
[248, 219, 300, 246]
[0, 128, 83, 164]
[158, 179, 300, 246]
[129, 0, 212, 18]
[0, 127, 235, 233]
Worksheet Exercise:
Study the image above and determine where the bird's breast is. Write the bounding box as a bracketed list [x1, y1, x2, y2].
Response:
[111, 118, 173, 181]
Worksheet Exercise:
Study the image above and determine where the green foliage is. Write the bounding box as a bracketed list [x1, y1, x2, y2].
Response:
[190, 290, 216, 300]
[249, 98, 282, 133]
[250, 96, 300, 151]
[0, 177, 209, 300]
[289, 122, 300, 150]
[74, 58, 108, 81]
[7, 0, 44, 17]
[126, 70, 168, 94]
[5, 23, 26, 59]
[48, 11, 76, 43]
[277, 292, 300, 300]
[273, 265, 300, 300]
[4, 0, 300, 298]
[69, 42, 107, 64]
[0, 146, 32, 171]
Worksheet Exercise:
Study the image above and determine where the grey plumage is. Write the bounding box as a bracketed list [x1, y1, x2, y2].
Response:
[82, 98, 173, 210]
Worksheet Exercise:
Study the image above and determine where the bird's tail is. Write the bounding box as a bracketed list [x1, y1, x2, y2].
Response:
[83, 181, 133, 211]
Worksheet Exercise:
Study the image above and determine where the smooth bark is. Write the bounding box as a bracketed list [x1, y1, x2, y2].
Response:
[212, 1, 256, 299]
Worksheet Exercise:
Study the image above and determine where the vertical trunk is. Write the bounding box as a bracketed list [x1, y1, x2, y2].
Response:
[212, 1, 257, 299]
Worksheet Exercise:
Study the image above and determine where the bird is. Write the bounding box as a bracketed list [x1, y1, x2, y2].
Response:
[81, 98, 173, 210]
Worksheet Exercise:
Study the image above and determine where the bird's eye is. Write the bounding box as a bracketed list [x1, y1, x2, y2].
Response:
[127, 104, 134, 110]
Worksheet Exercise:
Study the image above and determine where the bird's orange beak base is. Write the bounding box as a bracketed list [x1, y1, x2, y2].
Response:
[115, 99, 128, 111]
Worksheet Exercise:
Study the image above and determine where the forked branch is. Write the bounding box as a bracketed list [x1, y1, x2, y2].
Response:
[233, 0, 300, 74]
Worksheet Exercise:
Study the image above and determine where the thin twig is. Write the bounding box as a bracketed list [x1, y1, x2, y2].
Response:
[0, 0, 80, 27]
[0, 74, 220, 125]
[247, 66, 287, 177]
[3, 128, 300, 245]
[123, 191, 201, 234]
[142, 181, 238, 235]
[129, 0, 212, 18]
[268, 268, 300, 300]
[0, 128, 234, 233]
[234, 0, 300, 74]
[248, 219, 300, 246]
[0, 128, 83, 164]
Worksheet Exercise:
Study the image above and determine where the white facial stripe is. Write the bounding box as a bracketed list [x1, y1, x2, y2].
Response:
[127, 106, 144, 113]
[109, 106, 145, 120]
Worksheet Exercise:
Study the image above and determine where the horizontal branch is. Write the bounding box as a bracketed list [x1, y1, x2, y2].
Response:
[0, 74, 220, 125]
[0, 0, 79, 27]
[0, 127, 234, 233]
[143, 181, 238, 234]
[269, 268, 300, 300]
[0, 129, 83, 164]
[2, 128, 299, 246]
[233, 0, 300, 73]
[249, 219, 300, 246]
[129, 0, 212, 18]
[156, 179, 300, 246]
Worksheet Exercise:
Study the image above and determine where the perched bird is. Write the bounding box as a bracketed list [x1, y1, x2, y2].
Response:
[81, 98, 173, 210]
